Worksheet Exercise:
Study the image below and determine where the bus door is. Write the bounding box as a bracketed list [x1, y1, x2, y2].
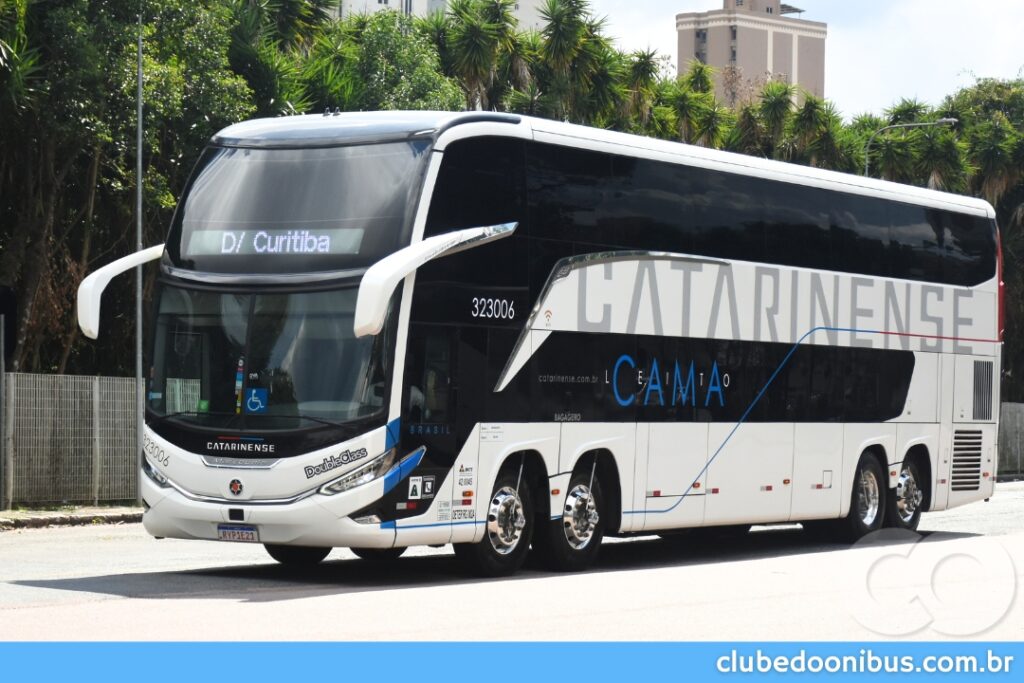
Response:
[398, 323, 487, 544]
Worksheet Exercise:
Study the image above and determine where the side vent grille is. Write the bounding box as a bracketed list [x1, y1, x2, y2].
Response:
[951, 430, 983, 491]
[973, 360, 993, 420]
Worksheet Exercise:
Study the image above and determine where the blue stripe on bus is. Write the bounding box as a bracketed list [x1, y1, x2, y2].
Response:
[381, 446, 426, 495]
[389, 520, 485, 530]
[626, 325, 882, 515]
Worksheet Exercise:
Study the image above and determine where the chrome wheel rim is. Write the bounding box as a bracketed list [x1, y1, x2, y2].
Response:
[487, 486, 526, 555]
[895, 464, 923, 523]
[562, 484, 600, 550]
[857, 468, 880, 527]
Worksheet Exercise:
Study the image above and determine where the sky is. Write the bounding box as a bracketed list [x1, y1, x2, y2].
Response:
[586, 0, 1024, 119]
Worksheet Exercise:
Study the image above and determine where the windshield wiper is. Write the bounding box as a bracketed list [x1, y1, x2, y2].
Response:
[148, 410, 361, 430]
[148, 410, 241, 426]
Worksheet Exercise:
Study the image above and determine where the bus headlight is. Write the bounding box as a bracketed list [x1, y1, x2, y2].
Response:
[142, 457, 171, 488]
[318, 448, 397, 496]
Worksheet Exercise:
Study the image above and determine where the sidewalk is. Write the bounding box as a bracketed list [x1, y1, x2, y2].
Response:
[0, 506, 143, 532]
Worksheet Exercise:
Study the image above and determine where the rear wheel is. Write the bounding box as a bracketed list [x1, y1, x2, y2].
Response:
[350, 547, 407, 562]
[264, 544, 330, 566]
[839, 453, 887, 542]
[533, 468, 605, 572]
[885, 458, 924, 531]
[453, 468, 534, 577]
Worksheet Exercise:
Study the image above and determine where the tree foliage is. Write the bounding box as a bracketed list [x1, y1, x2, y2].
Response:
[1, 0, 1023, 399]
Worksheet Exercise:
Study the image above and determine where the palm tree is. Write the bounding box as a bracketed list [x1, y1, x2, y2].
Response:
[415, 10, 455, 78]
[724, 102, 763, 155]
[693, 99, 732, 149]
[968, 114, 1016, 205]
[0, 0, 40, 117]
[669, 79, 707, 144]
[808, 114, 859, 173]
[447, 0, 500, 109]
[790, 92, 828, 160]
[758, 79, 794, 159]
[914, 125, 968, 192]
[885, 97, 928, 124]
[624, 48, 659, 126]
[683, 59, 714, 94]
[873, 133, 915, 182]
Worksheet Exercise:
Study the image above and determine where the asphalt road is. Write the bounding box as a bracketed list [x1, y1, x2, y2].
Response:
[1, 483, 1022, 641]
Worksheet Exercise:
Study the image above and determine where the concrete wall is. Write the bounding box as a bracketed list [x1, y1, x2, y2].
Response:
[797, 35, 826, 97]
[736, 25, 768, 80]
[772, 30, 792, 82]
[679, 30, 697, 69]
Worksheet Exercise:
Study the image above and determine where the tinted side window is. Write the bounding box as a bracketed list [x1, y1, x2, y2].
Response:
[527, 143, 613, 245]
[764, 183, 831, 269]
[829, 193, 890, 278]
[425, 137, 526, 236]
[944, 213, 997, 285]
[890, 204, 944, 282]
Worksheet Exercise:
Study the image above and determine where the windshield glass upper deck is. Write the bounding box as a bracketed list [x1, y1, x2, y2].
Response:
[165, 140, 430, 275]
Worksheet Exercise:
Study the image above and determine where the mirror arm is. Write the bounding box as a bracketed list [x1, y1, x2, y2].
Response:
[77, 244, 165, 339]
[353, 223, 517, 337]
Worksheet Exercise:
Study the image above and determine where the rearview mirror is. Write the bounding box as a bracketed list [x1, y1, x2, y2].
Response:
[77, 244, 165, 339]
[353, 223, 517, 337]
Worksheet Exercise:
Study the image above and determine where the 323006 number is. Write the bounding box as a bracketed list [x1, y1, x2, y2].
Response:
[471, 297, 515, 320]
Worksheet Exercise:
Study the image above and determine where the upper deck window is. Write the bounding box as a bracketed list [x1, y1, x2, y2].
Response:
[165, 140, 430, 275]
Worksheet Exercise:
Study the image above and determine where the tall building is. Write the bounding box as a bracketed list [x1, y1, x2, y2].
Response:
[676, 0, 826, 105]
[336, 0, 546, 30]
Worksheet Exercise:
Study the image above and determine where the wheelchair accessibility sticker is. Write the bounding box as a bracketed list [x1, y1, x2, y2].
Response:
[245, 388, 268, 414]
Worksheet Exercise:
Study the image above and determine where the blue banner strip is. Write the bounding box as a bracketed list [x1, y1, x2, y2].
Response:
[1, 642, 1021, 682]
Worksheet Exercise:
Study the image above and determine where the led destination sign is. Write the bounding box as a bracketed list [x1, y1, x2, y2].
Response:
[186, 228, 364, 257]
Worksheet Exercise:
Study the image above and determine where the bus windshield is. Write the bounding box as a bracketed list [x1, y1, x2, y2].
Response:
[146, 284, 392, 431]
[165, 140, 430, 274]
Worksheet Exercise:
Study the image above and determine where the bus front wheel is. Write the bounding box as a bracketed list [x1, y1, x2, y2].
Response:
[453, 468, 534, 577]
[264, 544, 330, 566]
[533, 468, 605, 572]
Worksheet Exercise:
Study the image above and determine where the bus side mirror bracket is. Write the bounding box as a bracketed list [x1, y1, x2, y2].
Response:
[77, 244, 165, 340]
[354, 222, 517, 338]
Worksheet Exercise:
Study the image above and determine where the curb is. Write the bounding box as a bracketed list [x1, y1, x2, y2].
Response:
[0, 512, 143, 532]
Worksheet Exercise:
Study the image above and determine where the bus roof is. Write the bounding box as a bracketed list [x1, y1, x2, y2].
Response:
[210, 111, 995, 219]
[211, 111, 521, 148]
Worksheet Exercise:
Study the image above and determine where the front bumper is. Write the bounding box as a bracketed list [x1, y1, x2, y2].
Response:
[141, 474, 398, 549]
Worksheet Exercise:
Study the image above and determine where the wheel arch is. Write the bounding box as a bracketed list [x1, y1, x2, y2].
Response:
[903, 443, 933, 512]
[572, 448, 622, 535]
[498, 449, 550, 520]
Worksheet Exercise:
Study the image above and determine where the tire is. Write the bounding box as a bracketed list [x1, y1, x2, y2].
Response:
[453, 468, 534, 577]
[264, 544, 331, 566]
[885, 458, 924, 531]
[838, 452, 887, 542]
[350, 546, 407, 562]
[533, 469, 605, 572]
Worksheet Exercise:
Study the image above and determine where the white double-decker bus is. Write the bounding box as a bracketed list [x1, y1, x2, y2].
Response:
[78, 111, 1002, 576]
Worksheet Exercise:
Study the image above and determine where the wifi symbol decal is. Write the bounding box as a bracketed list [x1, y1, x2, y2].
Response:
[543, 309, 553, 325]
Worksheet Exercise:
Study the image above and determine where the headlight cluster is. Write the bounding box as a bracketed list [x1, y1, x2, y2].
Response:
[142, 457, 171, 488]
[318, 448, 397, 496]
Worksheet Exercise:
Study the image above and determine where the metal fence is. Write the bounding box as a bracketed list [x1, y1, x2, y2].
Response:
[999, 403, 1024, 478]
[2, 373, 137, 506]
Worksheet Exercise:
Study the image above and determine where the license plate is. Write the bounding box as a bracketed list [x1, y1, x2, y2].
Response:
[217, 524, 259, 543]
